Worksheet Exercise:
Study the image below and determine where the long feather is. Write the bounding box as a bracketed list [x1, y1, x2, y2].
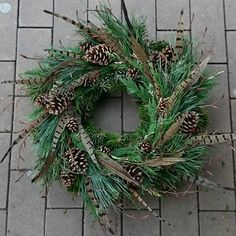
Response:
[85, 178, 114, 234]
[1, 77, 48, 85]
[130, 188, 174, 227]
[167, 55, 211, 111]
[181, 175, 235, 191]
[190, 133, 236, 145]
[51, 110, 73, 152]
[0, 113, 49, 163]
[45, 49, 81, 59]
[157, 115, 186, 147]
[32, 110, 72, 182]
[78, 120, 98, 164]
[97, 152, 139, 187]
[173, 10, 184, 61]
[44, 10, 91, 32]
[121, 0, 161, 98]
[142, 157, 185, 167]
[44, 9, 121, 58]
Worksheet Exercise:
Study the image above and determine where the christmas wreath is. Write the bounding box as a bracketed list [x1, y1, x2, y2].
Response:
[1, 0, 235, 233]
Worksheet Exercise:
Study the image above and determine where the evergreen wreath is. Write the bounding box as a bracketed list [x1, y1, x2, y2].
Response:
[1, 1, 235, 233]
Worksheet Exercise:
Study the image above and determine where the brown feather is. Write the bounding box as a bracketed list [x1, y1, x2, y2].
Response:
[97, 152, 139, 187]
[31, 154, 55, 183]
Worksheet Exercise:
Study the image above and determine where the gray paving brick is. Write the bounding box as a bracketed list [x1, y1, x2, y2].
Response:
[191, 0, 226, 63]
[94, 98, 122, 133]
[47, 184, 83, 208]
[0, 134, 10, 209]
[123, 210, 160, 236]
[161, 187, 198, 236]
[232, 99, 236, 133]
[19, 0, 53, 27]
[0, 62, 14, 132]
[199, 144, 235, 210]
[225, 0, 236, 30]
[123, 93, 140, 132]
[16, 28, 51, 78]
[0, 210, 6, 236]
[200, 212, 236, 236]
[0, 0, 17, 60]
[124, 193, 159, 209]
[8, 171, 45, 236]
[54, 0, 87, 47]
[84, 209, 121, 236]
[157, 0, 190, 30]
[207, 65, 231, 133]
[13, 97, 33, 131]
[227, 32, 236, 98]
[46, 209, 83, 236]
[124, 0, 156, 40]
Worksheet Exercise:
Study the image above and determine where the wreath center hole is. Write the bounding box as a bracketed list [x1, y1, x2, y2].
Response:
[94, 94, 140, 133]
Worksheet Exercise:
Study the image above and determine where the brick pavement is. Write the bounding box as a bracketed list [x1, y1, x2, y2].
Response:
[0, 0, 235, 235]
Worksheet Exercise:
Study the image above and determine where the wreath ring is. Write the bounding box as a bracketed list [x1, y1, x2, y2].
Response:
[1, 1, 235, 233]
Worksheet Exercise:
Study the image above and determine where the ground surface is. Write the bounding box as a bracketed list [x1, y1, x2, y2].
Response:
[0, 0, 236, 236]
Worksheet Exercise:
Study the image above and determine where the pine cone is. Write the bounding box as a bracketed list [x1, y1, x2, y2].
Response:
[46, 91, 73, 115]
[99, 145, 112, 156]
[82, 70, 100, 86]
[150, 46, 174, 69]
[79, 41, 93, 52]
[124, 164, 143, 183]
[60, 171, 75, 188]
[157, 97, 169, 115]
[84, 44, 112, 65]
[138, 141, 152, 153]
[66, 117, 79, 132]
[180, 111, 199, 134]
[127, 68, 139, 79]
[34, 93, 49, 107]
[64, 148, 88, 174]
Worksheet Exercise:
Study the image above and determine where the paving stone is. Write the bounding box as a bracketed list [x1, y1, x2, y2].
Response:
[46, 209, 83, 236]
[199, 144, 235, 210]
[0, 0, 17, 60]
[232, 100, 236, 133]
[156, 0, 190, 30]
[0, 62, 14, 132]
[200, 212, 236, 236]
[54, 0, 87, 47]
[123, 210, 160, 236]
[19, 0, 53, 27]
[13, 97, 33, 131]
[16, 28, 51, 76]
[225, 0, 236, 30]
[161, 187, 198, 236]
[124, 0, 156, 40]
[191, 0, 226, 63]
[123, 93, 140, 132]
[227, 32, 236, 98]
[0, 210, 6, 235]
[47, 183, 83, 208]
[124, 192, 159, 210]
[0, 134, 10, 209]
[207, 65, 231, 133]
[8, 171, 45, 236]
[94, 98, 122, 133]
[84, 209, 121, 236]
